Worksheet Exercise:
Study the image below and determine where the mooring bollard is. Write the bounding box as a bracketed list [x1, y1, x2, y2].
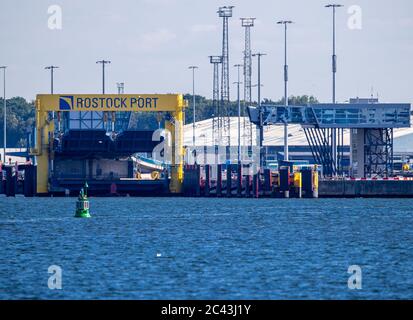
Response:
[217, 164, 222, 197]
[23, 165, 35, 197]
[279, 166, 290, 198]
[302, 168, 318, 198]
[264, 169, 271, 196]
[205, 165, 210, 197]
[5, 166, 15, 197]
[0, 162, 3, 195]
[253, 173, 259, 198]
[195, 165, 201, 197]
[301, 168, 310, 198]
[237, 164, 242, 197]
[245, 173, 251, 197]
[226, 164, 232, 198]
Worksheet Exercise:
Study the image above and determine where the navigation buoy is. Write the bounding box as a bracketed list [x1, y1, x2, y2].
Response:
[75, 182, 91, 218]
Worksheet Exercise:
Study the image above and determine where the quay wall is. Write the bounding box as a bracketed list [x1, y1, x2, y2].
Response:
[319, 180, 413, 198]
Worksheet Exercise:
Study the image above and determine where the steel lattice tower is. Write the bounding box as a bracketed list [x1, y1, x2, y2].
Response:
[209, 56, 222, 145]
[241, 18, 255, 105]
[218, 6, 234, 146]
[241, 18, 255, 148]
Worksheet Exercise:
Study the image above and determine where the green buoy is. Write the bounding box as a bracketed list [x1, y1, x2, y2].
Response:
[75, 182, 91, 218]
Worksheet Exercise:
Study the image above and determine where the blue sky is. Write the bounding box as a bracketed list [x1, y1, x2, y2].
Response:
[0, 0, 412, 103]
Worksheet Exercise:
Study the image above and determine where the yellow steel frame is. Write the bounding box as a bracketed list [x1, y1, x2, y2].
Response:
[31, 94, 186, 194]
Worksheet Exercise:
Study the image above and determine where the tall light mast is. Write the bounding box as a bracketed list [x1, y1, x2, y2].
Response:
[209, 56, 222, 146]
[218, 6, 234, 147]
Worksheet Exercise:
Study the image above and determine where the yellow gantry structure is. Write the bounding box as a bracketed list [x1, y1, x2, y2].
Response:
[31, 94, 186, 194]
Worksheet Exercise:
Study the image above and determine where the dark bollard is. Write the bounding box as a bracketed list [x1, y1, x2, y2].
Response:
[5, 166, 15, 197]
[264, 169, 271, 195]
[302, 168, 318, 198]
[183, 165, 188, 196]
[217, 164, 222, 197]
[24, 165, 35, 197]
[195, 165, 201, 197]
[237, 164, 242, 197]
[252, 173, 259, 198]
[12, 172, 18, 196]
[245, 173, 251, 197]
[279, 166, 290, 199]
[23, 165, 29, 197]
[127, 160, 134, 178]
[226, 164, 232, 197]
[4, 167, 10, 196]
[183, 165, 190, 196]
[31, 165, 37, 197]
[0, 166, 3, 195]
[205, 165, 210, 197]
[183, 165, 199, 197]
[301, 169, 311, 198]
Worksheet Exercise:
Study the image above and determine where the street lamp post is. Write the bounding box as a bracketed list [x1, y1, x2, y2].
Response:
[45, 66, 59, 124]
[188, 66, 198, 148]
[0, 66, 6, 163]
[252, 53, 266, 168]
[44, 66, 59, 94]
[96, 60, 111, 94]
[96, 60, 111, 132]
[325, 4, 343, 175]
[234, 64, 243, 164]
[277, 20, 294, 161]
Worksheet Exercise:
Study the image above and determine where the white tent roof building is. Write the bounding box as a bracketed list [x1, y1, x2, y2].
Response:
[183, 116, 413, 156]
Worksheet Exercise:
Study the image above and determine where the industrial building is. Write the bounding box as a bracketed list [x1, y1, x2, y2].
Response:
[18, 93, 187, 196]
[183, 117, 350, 165]
[184, 114, 413, 175]
[0, 4, 411, 197]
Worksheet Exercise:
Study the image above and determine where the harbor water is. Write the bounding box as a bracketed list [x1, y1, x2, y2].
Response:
[0, 196, 412, 299]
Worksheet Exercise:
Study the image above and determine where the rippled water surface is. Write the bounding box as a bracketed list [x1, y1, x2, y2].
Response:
[1, 196, 412, 299]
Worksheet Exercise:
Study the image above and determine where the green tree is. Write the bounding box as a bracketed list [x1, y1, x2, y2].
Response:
[0, 97, 35, 148]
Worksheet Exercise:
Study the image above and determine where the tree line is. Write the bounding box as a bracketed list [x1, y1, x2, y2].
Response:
[0, 97, 35, 148]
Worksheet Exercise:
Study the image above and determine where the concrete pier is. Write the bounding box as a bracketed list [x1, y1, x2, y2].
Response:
[319, 180, 413, 198]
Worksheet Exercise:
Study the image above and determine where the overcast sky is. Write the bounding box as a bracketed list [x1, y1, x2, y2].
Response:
[1, 0, 412, 103]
